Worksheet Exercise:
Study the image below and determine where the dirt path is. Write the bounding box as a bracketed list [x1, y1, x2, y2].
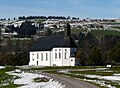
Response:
[42, 73, 99, 88]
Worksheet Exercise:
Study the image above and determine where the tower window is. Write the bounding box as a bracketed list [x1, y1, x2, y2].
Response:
[65, 52, 67, 59]
[65, 49, 67, 59]
[65, 49, 67, 51]
[32, 53, 34, 60]
[59, 53, 61, 59]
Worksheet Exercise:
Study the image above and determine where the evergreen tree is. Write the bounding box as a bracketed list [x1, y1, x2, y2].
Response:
[108, 43, 120, 65]
[88, 46, 102, 66]
[18, 21, 37, 36]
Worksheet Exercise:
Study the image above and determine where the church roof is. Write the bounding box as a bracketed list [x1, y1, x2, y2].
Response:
[30, 35, 77, 51]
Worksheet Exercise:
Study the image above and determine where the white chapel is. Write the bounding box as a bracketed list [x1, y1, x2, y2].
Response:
[29, 23, 77, 66]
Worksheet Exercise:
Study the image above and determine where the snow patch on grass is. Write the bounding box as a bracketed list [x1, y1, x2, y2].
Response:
[84, 74, 120, 81]
[57, 68, 120, 88]
[113, 74, 120, 76]
[0, 66, 5, 69]
[8, 71, 66, 88]
[58, 70, 69, 74]
[83, 79, 116, 88]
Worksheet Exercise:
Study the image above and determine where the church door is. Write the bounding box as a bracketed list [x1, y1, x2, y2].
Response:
[37, 61, 38, 65]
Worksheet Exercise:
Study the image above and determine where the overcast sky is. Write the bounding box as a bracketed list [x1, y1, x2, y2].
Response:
[0, 0, 120, 19]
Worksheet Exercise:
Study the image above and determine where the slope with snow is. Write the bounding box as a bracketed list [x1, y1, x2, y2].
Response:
[0, 66, 5, 69]
[8, 71, 66, 88]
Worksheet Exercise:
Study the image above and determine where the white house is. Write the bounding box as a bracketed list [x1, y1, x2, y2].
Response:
[29, 23, 77, 66]
[42, 19, 59, 29]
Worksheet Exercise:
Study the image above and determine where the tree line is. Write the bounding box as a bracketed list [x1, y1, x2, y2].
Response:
[6, 21, 37, 36]
[0, 52, 29, 66]
[0, 38, 35, 66]
[18, 16, 79, 20]
[0, 16, 80, 21]
[75, 33, 120, 66]
[18, 16, 66, 20]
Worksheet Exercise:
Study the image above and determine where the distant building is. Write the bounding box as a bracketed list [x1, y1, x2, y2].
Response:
[0, 28, 18, 38]
[116, 19, 120, 23]
[29, 23, 77, 66]
[13, 21, 25, 28]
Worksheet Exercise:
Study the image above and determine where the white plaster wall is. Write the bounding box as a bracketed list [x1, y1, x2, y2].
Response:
[29, 51, 51, 66]
[69, 57, 76, 66]
[62, 48, 71, 66]
[29, 47, 77, 66]
[51, 48, 63, 66]
[51, 48, 75, 66]
[70, 48, 77, 66]
[29, 52, 36, 65]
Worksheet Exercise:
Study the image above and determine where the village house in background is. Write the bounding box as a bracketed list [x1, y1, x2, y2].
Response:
[29, 23, 77, 66]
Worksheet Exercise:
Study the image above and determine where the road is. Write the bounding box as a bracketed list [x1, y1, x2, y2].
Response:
[41, 73, 99, 88]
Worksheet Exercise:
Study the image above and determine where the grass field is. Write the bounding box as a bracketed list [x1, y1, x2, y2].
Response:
[71, 28, 87, 34]
[111, 26, 120, 29]
[101, 22, 120, 25]
[71, 28, 120, 40]
[35, 19, 47, 23]
[0, 66, 22, 88]
[90, 30, 120, 40]
[31, 66, 95, 70]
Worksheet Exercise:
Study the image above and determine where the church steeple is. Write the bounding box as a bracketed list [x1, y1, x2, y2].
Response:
[64, 23, 71, 38]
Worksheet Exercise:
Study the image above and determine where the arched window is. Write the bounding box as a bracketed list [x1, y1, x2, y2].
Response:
[37, 53, 39, 59]
[65, 52, 67, 59]
[46, 53, 48, 61]
[55, 53, 57, 59]
[65, 49, 67, 59]
[59, 53, 61, 59]
[41, 53, 43, 61]
[32, 53, 34, 61]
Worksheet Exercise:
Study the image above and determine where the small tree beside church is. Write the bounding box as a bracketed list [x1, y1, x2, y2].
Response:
[75, 48, 85, 65]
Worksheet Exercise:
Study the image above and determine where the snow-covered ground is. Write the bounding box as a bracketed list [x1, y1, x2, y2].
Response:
[58, 68, 120, 88]
[0, 66, 5, 69]
[83, 79, 116, 88]
[84, 74, 120, 81]
[8, 71, 66, 88]
[82, 69, 120, 88]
